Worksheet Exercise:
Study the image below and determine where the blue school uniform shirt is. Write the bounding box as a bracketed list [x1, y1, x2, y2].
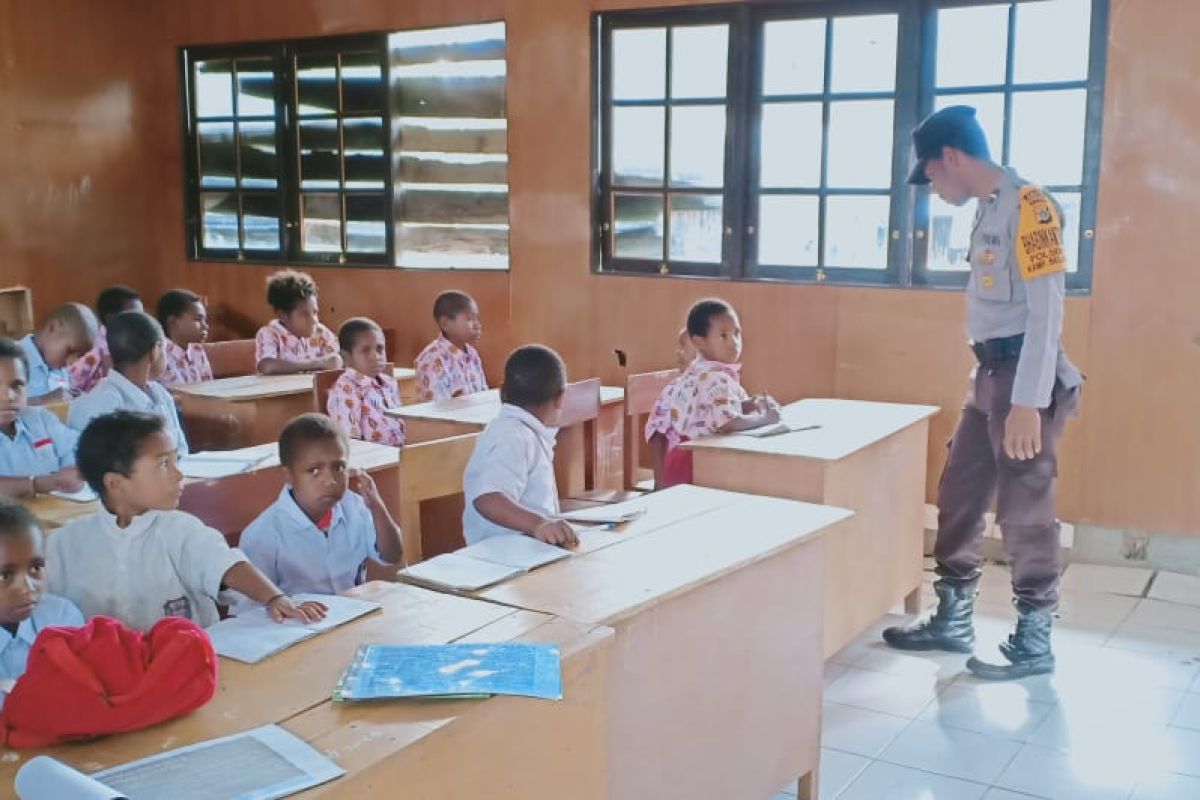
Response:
[0, 594, 84, 680]
[0, 407, 79, 478]
[67, 371, 189, 456]
[239, 486, 379, 597]
[19, 334, 69, 399]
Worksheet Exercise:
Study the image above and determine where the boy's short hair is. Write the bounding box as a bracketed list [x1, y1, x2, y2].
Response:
[337, 317, 382, 353]
[96, 285, 142, 326]
[76, 411, 166, 495]
[0, 337, 29, 377]
[155, 289, 202, 330]
[107, 311, 164, 369]
[278, 413, 348, 467]
[501, 345, 566, 409]
[44, 303, 99, 347]
[266, 270, 318, 313]
[433, 291, 475, 321]
[0, 497, 40, 542]
[686, 298, 735, 338]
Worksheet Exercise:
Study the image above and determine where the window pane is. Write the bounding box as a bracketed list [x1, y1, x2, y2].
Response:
[824, 195, 890, 268]
[612, 106, 665, 187]
[299, 119, 341, 190]
[613, 28, 666, 101]
[926, 194, 976, 271]
[669, 194, 723, 263]
[671, 25, 728, 100]
[236, 59, 275, 117]
[760, 103, 822, 189]
[935, 5, 1009, 89]
[242, 194, 281, 250]
[757, 195, 818, 267]
[194, 60, 233, 118]
[344, 117, 386, 189]
[297, 57, 339, 115]
[346, 194, 387, 253]
[239, 121, 277, 189]
[302, 194, 343, 253]
[614, 193, 664, 260]
[1010, 89, 1086, 185]
[200, 192, 239, 249]
[827, 100, 894, 188]
[1014, 0, 1091, 84]
[1055, 190, 1081, 273]
[197, 121, 236, 189]
[830, 14, 897, 93]
[762, 19, 826, 97]
[934, 93, 1005, 161]
[669, 106, 725, 188]
[341, 52, 385, 114]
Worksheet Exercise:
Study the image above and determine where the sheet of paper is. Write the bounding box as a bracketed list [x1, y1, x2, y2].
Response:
[555, 504, 647, 525]
[462, 534, 573, 571]
[92, 724, 344, 800]
[178, 451, 269, 479]
[400, 552, 523, 592]
[48, 486, 98, 503]
[335, 642, 563, 702]
[738, 422, 822, 438]
[208, 595, 380, 663]
[231, 594, 381, 634]
[15, 757, 125, 800]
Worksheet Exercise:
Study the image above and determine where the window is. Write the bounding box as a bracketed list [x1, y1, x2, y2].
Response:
[181, 23, 509, 269]
[594, 0, 1107, 291]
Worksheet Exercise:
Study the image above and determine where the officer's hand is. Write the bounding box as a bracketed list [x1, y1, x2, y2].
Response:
[1004, 405, 1042, 461]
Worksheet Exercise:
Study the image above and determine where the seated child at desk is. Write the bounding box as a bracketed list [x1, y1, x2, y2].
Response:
[68, 311, 190, 456]
[327, 318, 406, 447]
[69, 285, 143, 394]
[45, 411, 326, 630]
[415, 290, 488, 401]
[20, 302, 99, 405]
[0, 499, 84, 699]
[645, 298, 781, 489]
[255, 269, 341, 376]
[240, 413, 403, 597]
[156, 289, 213, 387]
[462, 345, 577, 547]
[0, 338, 84, 499]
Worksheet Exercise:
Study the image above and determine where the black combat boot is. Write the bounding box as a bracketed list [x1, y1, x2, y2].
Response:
[882, 577, 978, 653]
[966, 602, 1055, 681]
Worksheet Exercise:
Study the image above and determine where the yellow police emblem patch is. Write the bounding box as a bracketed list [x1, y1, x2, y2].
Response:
[1016, 185, 1067, 280]
[981, 274, 995, 288]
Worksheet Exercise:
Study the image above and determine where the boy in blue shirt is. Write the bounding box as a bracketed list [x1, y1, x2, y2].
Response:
[20, 303, 98, 404]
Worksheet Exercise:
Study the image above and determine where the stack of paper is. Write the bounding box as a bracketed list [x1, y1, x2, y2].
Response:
[206, 593, 381, 664]
[399, 534, 573, 591]
[555, 503, 646, 525]
[48, 486, 98, 503]
[179, 450, 273, 479]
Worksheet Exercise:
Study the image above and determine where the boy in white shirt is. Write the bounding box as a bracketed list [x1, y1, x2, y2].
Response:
[240, 413, 403, 597]
[45, 410, 326, 631]
[462, 345, 576, 547]
[68, 311, 190, 456]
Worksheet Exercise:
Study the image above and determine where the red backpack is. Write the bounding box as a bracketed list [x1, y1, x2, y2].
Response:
[0, 615, 218, 748]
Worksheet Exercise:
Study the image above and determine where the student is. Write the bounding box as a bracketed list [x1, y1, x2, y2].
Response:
[255, 270, 340, 375]
[240, 414, 403, 598]
[20, 302, 99, 405]
[462, 345, 576, 547]
[156, 289, 213, 387]
[69, 285, 143, 394]
[327, 318, 406, 447]
[414, 290, 487, 402]
[0, 499, 84, 694]
[0, 338, 83, 499]
[645, 298, 781, 489]
[45, 411, 326, 631]
[68, 311, 189, 456]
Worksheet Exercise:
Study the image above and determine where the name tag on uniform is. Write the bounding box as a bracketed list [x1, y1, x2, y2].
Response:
[33, 438, 53, 450]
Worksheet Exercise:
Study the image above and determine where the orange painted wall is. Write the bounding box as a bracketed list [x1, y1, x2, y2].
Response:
[3, 0, 1197, 534]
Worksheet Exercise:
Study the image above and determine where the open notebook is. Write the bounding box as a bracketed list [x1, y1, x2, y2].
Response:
[205, 593, 381, 664]
[179, 450, 274, 480]
[399, 534, 574, 592]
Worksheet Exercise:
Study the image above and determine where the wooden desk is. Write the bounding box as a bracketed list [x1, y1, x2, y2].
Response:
[476, 485, 853, 800]
[683, 398, 938, 657]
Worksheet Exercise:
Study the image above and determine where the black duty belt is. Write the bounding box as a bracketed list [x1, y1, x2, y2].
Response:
[970, 334, 1024, 366]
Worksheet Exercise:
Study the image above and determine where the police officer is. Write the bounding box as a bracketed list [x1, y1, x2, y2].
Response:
[883, 106, 1083, 681]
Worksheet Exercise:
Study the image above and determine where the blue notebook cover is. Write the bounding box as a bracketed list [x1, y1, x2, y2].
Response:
[333, 642, 563, 702]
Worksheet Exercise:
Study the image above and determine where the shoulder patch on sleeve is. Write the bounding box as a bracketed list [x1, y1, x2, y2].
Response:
[1016, 185, 1068, 280]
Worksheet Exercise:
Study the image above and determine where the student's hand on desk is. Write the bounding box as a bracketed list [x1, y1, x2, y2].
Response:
[532, 519, 579, 548]
[314, 355, 342, 372]
[348, 469, 383, 507]
[34, 467, 84, 494]
[761, 404, 782, 424]
[267, 595, 328, 623]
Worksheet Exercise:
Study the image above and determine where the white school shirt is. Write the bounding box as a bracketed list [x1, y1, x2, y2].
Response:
[462, 403, 560, 544]
[240, 486, 379, 597]
[67, 371, 190, 456]
[0, 407, 79, 477]
[0, 594, 83, 680]
[44, 507, 247, 631]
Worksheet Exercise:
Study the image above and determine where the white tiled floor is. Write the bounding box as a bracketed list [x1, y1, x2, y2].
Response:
[772, 562, 1200, 800]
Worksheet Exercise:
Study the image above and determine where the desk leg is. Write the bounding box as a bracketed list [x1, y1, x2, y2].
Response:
[797, 768, 819, 800]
